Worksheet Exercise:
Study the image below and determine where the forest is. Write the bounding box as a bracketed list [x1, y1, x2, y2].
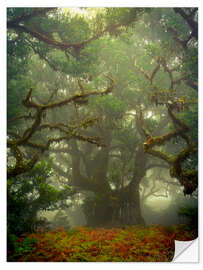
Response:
[7, 7, 198, 262]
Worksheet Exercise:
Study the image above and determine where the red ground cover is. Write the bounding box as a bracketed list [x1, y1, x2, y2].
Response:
[8, 224, 197, 262]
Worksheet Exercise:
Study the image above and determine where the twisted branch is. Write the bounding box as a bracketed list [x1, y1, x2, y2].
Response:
[8, 76, 115, 178]
[137, 104, 197, 195]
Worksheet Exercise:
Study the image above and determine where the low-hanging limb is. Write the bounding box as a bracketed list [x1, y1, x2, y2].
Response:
[8, 76, 115, 178]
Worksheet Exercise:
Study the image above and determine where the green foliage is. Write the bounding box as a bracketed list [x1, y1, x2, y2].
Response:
[56, 12, 91, 43]
[144, 118, 159, 133]
[105, 8, 146, 35]
[169, 102, 197, 140]
[178, 205, 198, 229]
[170, 224, 198, 241]
[7, 9, 33, 122]
[7, 158, 72, 236]
[7, 8, 34, 20]
[91, 95, 126, 117]
[7, 32, 32, 123]
[8, 234, 38, 262]
[7, 77, 33, 123]
[183, 48, 198, 82]
[45, 39, 101, 76]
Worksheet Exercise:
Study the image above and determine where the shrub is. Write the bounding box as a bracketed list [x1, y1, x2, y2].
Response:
[177, 205, 198, 229]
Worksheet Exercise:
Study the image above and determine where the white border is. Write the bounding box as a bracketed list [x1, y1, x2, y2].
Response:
[1, 0, 202, 269]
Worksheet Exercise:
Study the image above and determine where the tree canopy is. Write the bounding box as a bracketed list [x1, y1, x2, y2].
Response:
[7, 7, 198, 233]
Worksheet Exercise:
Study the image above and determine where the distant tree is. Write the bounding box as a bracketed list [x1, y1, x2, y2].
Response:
[51, 210, 70, 231]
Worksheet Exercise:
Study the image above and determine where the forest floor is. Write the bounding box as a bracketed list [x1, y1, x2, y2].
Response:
[8, 224, 198, 262]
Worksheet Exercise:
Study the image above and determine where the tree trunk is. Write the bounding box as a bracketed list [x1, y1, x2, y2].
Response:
[129, 184, 145, 225]
[126, 145, 147, 225]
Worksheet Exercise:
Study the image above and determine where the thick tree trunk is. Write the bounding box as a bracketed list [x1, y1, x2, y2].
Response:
[56, 134, 147, 227]
[69, 133, 114, 227]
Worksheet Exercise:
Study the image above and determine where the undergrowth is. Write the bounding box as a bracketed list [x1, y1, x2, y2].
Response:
[7, 224, 197, 262]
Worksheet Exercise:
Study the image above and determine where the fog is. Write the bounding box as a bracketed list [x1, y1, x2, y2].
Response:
[37, 168, 197, 230]
[7, 7, 198, 237]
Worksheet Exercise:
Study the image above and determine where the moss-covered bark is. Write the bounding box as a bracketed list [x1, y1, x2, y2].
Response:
[137, 98, 198, 195]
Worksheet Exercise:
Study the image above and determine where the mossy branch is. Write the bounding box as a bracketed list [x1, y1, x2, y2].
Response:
[22, 76, 114, 111]
[137, 102, 197, 195]
[8, 76, 114, 177]
[7, 146, 39, 179]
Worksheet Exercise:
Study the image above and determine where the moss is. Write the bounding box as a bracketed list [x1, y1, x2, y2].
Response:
[169, 164, 198, 195]
[74, 97, 89, 105]
[168, 154, 175, 163]
[143, 132, 178, 153]
[183, 170, 197, 178]
[8, 152, 39, 179]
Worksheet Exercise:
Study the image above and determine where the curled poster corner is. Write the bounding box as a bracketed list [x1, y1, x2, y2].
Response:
[173, 238, 198, 262]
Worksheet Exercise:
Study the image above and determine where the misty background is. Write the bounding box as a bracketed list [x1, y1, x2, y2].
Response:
[7, 7, 198, 237]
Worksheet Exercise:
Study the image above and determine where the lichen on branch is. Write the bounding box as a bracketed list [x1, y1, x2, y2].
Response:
[137, 103, 197, 195]
[8, 75, 114, 178]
